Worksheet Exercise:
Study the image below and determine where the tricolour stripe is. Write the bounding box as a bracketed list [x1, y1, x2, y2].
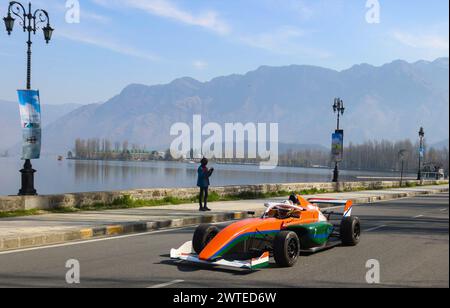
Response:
[211, 230, 278, 260]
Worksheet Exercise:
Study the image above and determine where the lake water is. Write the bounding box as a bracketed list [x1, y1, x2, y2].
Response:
[0, 157, 412, 196]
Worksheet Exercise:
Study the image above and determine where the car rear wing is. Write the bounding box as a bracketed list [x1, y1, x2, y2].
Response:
[308, 198, 354, 217]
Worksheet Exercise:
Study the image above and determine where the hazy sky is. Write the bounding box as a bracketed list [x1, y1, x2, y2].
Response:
[0, 0, 448, 105]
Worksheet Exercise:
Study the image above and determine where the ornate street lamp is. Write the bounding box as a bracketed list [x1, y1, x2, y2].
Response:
[3, 13, 15, 34]
[417, 127, 425, 181]
[333, 98, 345, 130]
[3, 1, 54, 196]
[43, 24, 54, 43]
[332, 98, 345, 183]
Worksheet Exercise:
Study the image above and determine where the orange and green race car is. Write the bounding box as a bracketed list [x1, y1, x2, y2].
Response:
[170, 195, 361, 270]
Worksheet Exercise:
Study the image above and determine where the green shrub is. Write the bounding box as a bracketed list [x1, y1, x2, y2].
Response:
[405, 182, 418, 188]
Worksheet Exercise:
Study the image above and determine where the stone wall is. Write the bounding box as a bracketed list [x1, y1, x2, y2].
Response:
[0, 180, 448, 212]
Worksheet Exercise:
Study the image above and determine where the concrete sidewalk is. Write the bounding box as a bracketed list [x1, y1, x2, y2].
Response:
[0, 184, 448, 252]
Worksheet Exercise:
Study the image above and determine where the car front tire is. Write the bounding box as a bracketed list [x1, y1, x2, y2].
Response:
[273, 231, 300, 268]
[193, 224, 219, 255]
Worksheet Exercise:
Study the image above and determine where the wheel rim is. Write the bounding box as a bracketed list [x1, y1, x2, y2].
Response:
[287, 238, 299, 259]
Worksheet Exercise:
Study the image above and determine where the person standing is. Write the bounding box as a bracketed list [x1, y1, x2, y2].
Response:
[197, 158, 214, 212]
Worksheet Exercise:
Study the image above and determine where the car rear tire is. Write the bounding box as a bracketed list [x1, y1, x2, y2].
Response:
[340, 216, 361, 246]
[193, 224, 220, 254]
[273, 231, 300, 268]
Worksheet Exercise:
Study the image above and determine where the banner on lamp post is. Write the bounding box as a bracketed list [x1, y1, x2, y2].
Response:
[332, 130, 344, 163]
[17, 89, 42, 160]
[419, 146, 425, 158]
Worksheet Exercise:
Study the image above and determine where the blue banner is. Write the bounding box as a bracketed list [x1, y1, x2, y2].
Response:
[332, 130, 344, 162]
[419, 146, 425, 158]
[17, 90, 42, 160]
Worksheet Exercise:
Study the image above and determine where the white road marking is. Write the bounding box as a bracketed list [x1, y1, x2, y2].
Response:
[413, 215, 424, 219]
[365, 225, 387, 232]
[148, 280, 185, 289]
[440, 208, 448, 212]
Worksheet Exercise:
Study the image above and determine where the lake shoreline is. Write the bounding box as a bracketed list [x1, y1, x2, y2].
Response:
[0, 157, 417, 196]
[65, 157, 417, 174]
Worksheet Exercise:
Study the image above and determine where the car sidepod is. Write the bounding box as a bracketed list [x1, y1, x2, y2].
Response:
[287, 222, 334, 248]
[199, 218, 283, 261]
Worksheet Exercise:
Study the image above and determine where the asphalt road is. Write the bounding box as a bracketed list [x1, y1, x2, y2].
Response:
[0, 193, 448, 288]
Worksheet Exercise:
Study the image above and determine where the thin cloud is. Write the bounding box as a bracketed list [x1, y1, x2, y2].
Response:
[292, 1, 314, 20]
[393, 31, 449, 52]
[93, 0, 230, 35]
[81, 10, 111, 24]
[241, 26, 305, 50]
[276, 0, 314, 20]
[30, 0, 110, 24]
[56, 29, 160, 61]
[240, 26, 331, 58]
[193, 60, 208, 70]
[90, 0, 330, 58]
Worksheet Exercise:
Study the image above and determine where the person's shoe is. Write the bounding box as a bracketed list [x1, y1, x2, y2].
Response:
[204, 207, 212, 211]
[199, 207, 206, 212]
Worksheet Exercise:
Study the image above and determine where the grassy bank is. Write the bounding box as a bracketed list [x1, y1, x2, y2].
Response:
[0, 188, 328, 218]
[0, 209, 42, 219]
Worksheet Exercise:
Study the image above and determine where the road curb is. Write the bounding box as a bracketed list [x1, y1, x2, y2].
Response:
[0, 186, 448, 252]
[0, 211, 260, 252]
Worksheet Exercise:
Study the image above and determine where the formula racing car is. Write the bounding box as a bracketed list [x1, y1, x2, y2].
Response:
[170, 194, 361, 270]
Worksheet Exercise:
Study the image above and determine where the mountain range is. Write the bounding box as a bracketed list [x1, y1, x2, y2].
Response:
[1, 58, 449, 155]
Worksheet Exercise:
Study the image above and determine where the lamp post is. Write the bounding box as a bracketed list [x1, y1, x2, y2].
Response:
[332, 98, 345, 183]
[3, 1, 53, 196]
[417, 127, 425, 181]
